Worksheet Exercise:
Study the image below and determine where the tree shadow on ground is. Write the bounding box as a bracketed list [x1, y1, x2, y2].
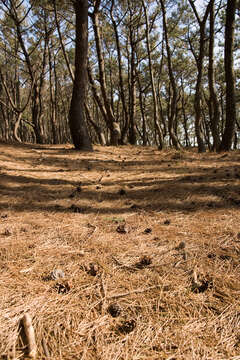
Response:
[0, 142, 240, 216]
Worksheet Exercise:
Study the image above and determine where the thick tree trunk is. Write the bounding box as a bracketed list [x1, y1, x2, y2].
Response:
[219, 0, 237, 151]
[69, 0, 93, 151]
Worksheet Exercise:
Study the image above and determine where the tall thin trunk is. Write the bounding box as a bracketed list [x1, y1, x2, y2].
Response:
[180, 78, 190, 147]
[208, 0, 221, 151]
[128, 5, 137, 145]
[136, 71, 147, 146]
[90, 7, 118, 144]
[219, 0, 237, 151]
[188, 0, 211, 152]
[160, 0, 180, 149]
[110, 1, 129, 144]
[142, 0, 164, 149]
[48, 42, 58, 144]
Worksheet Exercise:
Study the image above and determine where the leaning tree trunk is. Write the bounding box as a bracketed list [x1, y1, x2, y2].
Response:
[69, 0, 93, 151]
[219, 0, 237, 151]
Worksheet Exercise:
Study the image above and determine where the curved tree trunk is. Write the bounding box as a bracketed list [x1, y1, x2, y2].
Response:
[13, 112, 22, 143]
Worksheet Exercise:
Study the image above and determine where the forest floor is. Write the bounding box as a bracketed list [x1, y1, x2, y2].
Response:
[0, 142, 240, 360]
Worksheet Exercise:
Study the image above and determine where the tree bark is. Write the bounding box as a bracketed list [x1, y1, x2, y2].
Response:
[128, 5, 137, 145]
[142, 0, 164, 149]
[48, 42, 58, 144]
[110, 1, 129, 144]
[188, 0, 211, 152]
[85, 103, 106, 146]
[208, 0, 221, 151]
[136, 71, 147, 146]
[219, 0, 237, 151]
[90, 6, 118, 145]
[160, 0, 180, 150]
[68, 0, 93, 151]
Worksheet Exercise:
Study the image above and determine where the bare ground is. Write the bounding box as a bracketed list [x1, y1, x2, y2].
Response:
[0, 142, 240, 359]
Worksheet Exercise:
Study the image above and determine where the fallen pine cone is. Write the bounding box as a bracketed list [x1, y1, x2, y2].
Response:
[135, 255, 152, 269]
[85, 263, 99, 276]
[107, 303, 122, 318]
[54, 280, 72, 294]
[116, 224, 127, 234]
[117, 319, 136, 334]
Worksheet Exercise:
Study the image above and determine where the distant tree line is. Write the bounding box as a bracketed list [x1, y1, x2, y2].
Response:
[0, 0, 239, 152]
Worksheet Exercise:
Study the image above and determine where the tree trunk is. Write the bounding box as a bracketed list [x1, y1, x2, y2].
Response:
[219, 0, 237, 151]
[180, 78, 190, 147]
[128, 14, 137, 145]
[68, 0, 93, 151]
[208, 0, 221, 151]
[110, 1, 129, 144]
[13, 112, 22, 142]
[32, 86, 44, 144]
[48, 42, 58, 144]
[136, 72, 147, 146]
[142, 0, 164, 149]
[160, 0, 180, 150]
[188, 0, 211, 152]
[90, 8, 117, 144]
[85, 103, 106, 146]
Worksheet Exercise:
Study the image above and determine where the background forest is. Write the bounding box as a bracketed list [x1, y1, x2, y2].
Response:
[0, 0, 239, 152]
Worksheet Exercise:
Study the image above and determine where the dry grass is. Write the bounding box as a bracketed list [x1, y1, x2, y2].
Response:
[1, 142, 240, 359]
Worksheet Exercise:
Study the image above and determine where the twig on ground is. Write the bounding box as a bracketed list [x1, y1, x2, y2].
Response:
[21, 313, 37, 359]
[42, 338, 50, 358]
